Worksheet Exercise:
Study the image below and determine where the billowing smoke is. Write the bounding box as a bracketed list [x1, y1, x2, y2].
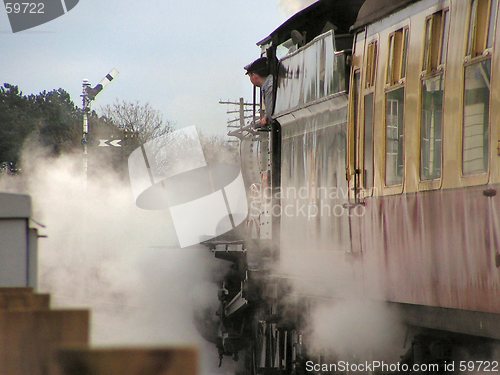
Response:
[0, 140, 236, 375]
[278, 0, 316, 16]
[275, 196, 406, 360]
[275, 247, 406, 361]
[308, 300, 405, 361]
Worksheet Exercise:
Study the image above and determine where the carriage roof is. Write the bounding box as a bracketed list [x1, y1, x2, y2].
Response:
[351, 0, 419, 30]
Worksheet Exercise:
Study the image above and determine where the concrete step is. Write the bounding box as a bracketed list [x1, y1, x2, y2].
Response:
[0, 287, 34, 295]
[0, 292, 50, 311]
[53, 347, 197, 375]
[0, 290, 198, 374]
[0, 309, 90, 375]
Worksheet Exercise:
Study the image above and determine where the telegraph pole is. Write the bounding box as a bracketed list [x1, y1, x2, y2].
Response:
[219, 98, 258, 139]
[80, 69, 119, 181]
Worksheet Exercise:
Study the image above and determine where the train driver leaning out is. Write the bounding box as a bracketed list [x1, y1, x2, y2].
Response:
[244, 57, 274, 129]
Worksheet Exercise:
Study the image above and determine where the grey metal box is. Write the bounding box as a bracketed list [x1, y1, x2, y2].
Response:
[0, 193, 37, 287]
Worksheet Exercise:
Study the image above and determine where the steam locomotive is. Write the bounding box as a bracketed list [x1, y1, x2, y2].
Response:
[203, 0, 500, 373]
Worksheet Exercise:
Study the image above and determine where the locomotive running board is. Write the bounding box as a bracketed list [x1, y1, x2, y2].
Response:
[393, 302, 500, 340]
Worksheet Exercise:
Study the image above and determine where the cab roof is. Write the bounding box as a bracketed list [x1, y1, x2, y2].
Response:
[257, 0, 364, 47]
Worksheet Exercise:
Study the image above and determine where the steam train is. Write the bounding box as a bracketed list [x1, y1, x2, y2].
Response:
[203, 0, 500, 373]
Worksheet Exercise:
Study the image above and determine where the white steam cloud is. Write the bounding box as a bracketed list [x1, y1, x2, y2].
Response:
[278, 0, 316, 16]
[277, 239, 406, 360]
[0, 144, 235, 375]
[309, 300, 405, 361]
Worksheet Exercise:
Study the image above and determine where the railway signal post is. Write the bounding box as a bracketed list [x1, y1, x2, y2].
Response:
[81, 68, 119, 182]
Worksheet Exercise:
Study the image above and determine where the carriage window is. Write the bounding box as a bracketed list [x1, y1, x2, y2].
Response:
[365, 41, 378, 89]
[385, 27, 408, 186]
[441, 10, 450, 64]
[387, 35, 395, 84]
[423, 9, 450, 73]
[423, 18, 433, 71]
[387, 27, 409, 85]
[401, 28, 409, 78]
[364, 93, 374, 188]
[352, 70, 361, 184]
[353, 70, 361, 134]
[386, 88, 405, 185]
[462, 0, 494, 175]
[421, 75, 444, 180]
[463, 60, 491, 174]
[468, 0, 498, 57]
[363, 41, 377, 189]
[487, 0, 498, 48]
[420, 9, 449, 181]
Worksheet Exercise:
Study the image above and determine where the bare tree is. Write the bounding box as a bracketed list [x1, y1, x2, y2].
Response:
[199, 133, 239, 165]
[101, 100, 173, 143]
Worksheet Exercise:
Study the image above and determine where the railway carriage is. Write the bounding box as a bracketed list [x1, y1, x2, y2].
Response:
[348, 0, 500, 333]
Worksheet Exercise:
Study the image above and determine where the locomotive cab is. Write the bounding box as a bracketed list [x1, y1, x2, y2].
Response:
[204, 1, 367, 372]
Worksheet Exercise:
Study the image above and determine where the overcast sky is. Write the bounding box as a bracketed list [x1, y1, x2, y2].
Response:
[0, 0, 314, 136]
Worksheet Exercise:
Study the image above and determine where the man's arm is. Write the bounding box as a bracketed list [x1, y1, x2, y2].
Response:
[262, 76, 274, 125]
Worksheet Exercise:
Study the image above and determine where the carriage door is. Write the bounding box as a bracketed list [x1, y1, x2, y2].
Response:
[348, 69, 362, 204]
[347, 33, 377, 253]
[348, 40, 376, 204]
[347, 68, 364, 254]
